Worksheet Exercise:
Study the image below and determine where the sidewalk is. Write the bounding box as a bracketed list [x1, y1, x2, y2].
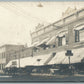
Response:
[31, 73, 84, 78]
[0, 70, 4, 74]
[31, 73, 71, 78]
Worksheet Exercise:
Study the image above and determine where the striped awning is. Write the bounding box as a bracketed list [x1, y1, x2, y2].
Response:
[57, 31, 67, 37]
[46, 35, 57, 45]
[5, 53, 52, 68]
[74, 25, 84, 30]
[36, 37, 50, 46]
[48, 47, 84, 64]
[31, 41, 39, 47]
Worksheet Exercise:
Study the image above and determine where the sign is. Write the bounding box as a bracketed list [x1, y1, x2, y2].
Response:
[65, 50, 73, 56]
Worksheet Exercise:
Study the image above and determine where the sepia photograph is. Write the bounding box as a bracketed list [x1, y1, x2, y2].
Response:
[0, 1, 84, 82]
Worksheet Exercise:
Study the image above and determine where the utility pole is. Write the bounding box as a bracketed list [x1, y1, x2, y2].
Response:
[68, 25, 74, 50]
[31, 47, 33, 57]
[65, 24, 74, 74]
[18, 49, 20, 69]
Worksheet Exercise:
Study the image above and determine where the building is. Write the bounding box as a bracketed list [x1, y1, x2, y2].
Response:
[5, 7, 84, 72]
[30, 7, 84, 49]
[9, 47, 33, 60]
[0, 44, 24, 70]
[7, 7, 84, 64]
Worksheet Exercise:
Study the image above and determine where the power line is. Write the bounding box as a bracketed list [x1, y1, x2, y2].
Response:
[0, 2, 49, 24]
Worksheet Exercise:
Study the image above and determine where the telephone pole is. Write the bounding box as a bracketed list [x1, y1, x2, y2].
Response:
[65, 24, 74, 73]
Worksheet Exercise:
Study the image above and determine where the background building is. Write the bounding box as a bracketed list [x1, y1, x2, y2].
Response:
[0, 44, 24, 70]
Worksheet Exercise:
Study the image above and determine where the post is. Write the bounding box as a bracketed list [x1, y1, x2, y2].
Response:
[31, 47, 33, 57]
[68, 56, 70, 66]
[68, 25, 74, 50]
[18, 50, 20, 69]
[66, 24, 74, 74]
[1, 64, 2, 70]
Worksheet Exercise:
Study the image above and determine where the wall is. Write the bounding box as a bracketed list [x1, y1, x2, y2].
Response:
[31, 8, 84, 46]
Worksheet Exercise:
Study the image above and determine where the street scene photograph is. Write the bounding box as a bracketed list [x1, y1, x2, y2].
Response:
[0, 1, 84, 82]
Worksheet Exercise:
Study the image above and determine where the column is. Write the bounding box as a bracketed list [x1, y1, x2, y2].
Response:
[68, 24, 74, 50]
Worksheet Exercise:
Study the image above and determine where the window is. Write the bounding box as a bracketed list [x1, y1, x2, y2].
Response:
[12, 61, 17, 65]
[58, 37, 62, 46]
[52, 52, 56, 57]
[57, 35, 66, 46]
[62, 36, 66, 45]
[53, 45, 56, 48]
[2, 52, 5, 59]
[65, 33, 68, 44]
[79, 10, 84, 17]
[75, 30, 80, 42]
[80, 30, 84, 42]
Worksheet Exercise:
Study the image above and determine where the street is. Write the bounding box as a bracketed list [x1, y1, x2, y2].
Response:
[0, 73, 84, 82]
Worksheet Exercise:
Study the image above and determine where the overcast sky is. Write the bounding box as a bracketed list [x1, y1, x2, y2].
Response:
[0, 2, 84, 47]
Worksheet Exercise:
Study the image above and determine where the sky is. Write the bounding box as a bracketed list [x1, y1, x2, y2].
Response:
[0, 2, 84, 47]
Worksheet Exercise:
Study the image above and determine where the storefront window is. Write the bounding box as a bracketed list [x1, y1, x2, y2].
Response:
[12, 61, 17, 65]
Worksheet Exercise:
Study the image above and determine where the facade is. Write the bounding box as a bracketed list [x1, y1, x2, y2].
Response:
[4, 7, 84, 70]
[30, 7, 84, 49]
[0, 44, 24, 70]
[9, 47, 33, 60]
[5, 7, 84, 75]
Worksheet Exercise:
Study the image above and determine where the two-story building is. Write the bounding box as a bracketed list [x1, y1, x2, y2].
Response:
[0, 44, 24, 70]
[30, 7, 84, 50]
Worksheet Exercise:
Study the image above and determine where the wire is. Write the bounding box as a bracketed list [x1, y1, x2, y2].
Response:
[0, 2, 49, 24]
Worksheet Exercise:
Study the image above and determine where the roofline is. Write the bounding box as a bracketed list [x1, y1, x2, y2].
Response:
[0, 44, 24, 49]
[31, 7, 84, 34]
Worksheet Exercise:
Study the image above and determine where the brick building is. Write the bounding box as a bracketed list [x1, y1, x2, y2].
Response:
[0, 44, 24, 70]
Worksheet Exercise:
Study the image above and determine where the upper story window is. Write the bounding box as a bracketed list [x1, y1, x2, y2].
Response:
[58, 37, 62, 46]
[65, 33, 68, 45]
[74, 24, 84, 43]
[80, 29, 84, 42]
[75, 30, 80, 42]
[2, 52, 5, 59]
[57, 35, 66, 47]
[79, 10, 84, 17]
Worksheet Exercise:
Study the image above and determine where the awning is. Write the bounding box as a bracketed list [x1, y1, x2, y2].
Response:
[46, 35, 57, 45]
[5, 53, 52, 68]
[48, 51, 66, 64]
[49, 47, 84, 65]
[6, 47, 84, 68]
[70, 48, 84, 63]
[57, 31, 67, 37]
[31, 41, 39, 47]
[74, 25, 84, 30]
[36, 37, 50, 46]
